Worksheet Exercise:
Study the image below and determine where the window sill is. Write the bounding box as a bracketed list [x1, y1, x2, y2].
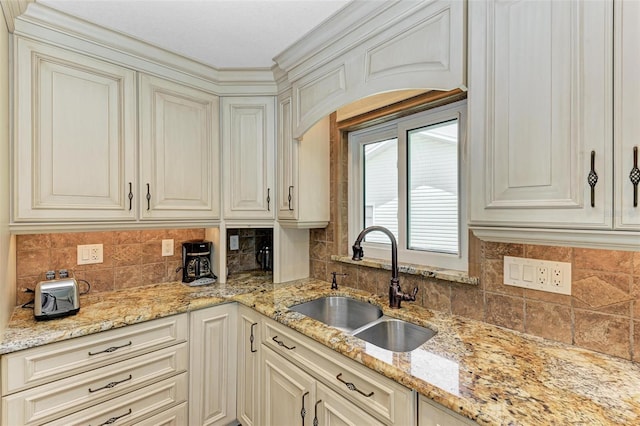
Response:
[330, 255, 479, 286]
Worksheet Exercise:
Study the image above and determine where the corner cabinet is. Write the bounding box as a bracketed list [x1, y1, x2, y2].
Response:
[139, 73, 220, 221]
[13, 37, 138, 223]
[221, 96, 275, 221]
[468, 0, 639, 247]
[189, 304, 238, 426]
[277, 90, 330, 228]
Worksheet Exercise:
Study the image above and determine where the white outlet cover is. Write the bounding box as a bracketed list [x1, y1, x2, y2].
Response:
[162, 239, 174, 257]
[77, 244, 103, 265]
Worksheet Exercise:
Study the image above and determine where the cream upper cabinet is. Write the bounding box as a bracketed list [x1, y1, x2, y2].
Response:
[615, 0, 640, 230]
[139, 74, 220, 220]
[468, 0, 613, 229]
[222, 96, 275, 220]
[13, 38, 137, 223]
[277, 90, 330, 228]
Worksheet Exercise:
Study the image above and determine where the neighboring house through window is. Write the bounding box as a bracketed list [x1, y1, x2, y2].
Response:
[348, 100, 467, 271]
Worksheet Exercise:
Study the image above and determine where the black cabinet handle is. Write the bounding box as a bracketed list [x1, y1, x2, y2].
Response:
[146, 183, 151, 210]
[88, 374, 132, 393]
[250, 322, 258, 353]
[272, 335, 295, 350]
[88, 341, 132, 356]
[313, 399, 322, 426]
[97, 408, 132, 426]
[288, 185, 294, 211]
[128, 182, 133, 211]
[267, 188, 271, 211]
[336, 373, 374, 397]
[300, 391, 309, 426]
[587, 150, 598, 208]
[630, 146, 640, 207]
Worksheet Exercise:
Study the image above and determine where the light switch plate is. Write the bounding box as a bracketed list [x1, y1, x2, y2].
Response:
[162, 239, 174, 257]
[503, 256, 571, 295]
[229, 235, 239, 251]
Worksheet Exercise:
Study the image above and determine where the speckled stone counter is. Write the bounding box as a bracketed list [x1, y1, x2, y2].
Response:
[2, 274, 639, 425]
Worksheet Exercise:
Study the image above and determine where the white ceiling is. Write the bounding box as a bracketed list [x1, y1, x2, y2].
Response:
[38, 0, 352, 69]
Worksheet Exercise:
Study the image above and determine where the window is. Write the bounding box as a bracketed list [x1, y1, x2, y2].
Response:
[348, 101, 467, 271]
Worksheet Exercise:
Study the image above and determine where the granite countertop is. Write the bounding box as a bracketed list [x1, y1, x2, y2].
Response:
[2, 274, 639, 425]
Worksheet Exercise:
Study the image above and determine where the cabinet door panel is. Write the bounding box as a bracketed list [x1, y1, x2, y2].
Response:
[237, 306, 261, 426]
[262, 347, 314, 426]
[315, 382, 384, 426]
[615, 0, 640, 230]
[277, 91, 298, 220]
[189, 304, 237, 426]
[469, 0, 612, 228]
[222, 97, 275, 219]
[139, 74, 219, 220]
[14, 38, 137, 222]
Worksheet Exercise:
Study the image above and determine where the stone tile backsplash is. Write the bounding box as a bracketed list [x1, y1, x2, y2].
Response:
[15, 229, 205, 306]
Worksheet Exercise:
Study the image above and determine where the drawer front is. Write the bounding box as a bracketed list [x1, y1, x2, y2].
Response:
[2, 342, 187, 425]
[418, 395, 476, 426]
[262, 318, 414, 425]
[2, 313, 188, 395]
[43, 374, 188, 426]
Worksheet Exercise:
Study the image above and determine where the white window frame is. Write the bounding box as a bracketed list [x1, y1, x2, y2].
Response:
[348, 100, 468, 271]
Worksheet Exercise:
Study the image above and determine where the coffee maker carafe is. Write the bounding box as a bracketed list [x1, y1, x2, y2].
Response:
[180, 240, 217, 286]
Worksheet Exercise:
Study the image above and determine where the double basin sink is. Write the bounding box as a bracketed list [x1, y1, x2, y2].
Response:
[289, 296, 436, 352]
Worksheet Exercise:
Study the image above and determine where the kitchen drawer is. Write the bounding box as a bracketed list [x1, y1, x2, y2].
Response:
[43, 374, 188, 426]
[262, 318, 414, 425]
[2, 313, 187, 395]
[418, 394, 475, 426]
[2, 342, 187, 425]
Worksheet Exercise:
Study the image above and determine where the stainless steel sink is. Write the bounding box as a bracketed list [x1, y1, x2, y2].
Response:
[289, 296, 383, 332]
[354, 318, 436, 352]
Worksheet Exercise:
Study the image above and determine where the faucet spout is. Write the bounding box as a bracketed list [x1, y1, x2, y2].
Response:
[351, 226, 417, 308]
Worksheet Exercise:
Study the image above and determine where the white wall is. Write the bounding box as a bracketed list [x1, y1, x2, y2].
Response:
[0, 17, 16, 336]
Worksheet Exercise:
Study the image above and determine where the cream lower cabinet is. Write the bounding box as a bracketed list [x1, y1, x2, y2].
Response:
[260, 316, 414, 426]
[237, 304, 262, 426]
[189, 303, 238, 426]
[418, 395, 475, 426]
[262, 347, 383, 426]
[139, 73, 220, 221]
[1, 314, 188, 425]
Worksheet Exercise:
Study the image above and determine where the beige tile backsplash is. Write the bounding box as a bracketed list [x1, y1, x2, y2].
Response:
[15, 229, 205, 306]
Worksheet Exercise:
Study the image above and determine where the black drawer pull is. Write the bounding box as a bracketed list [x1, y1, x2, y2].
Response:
[288, 185, 294, 210]
[88, 374, 132, 393]
[267, 188, 271, 211]
[88, 341, 132, 356]
[128, 182, 133, 211]
[146, 183, 151, 210]
[313, 399, 322, 426]
[301, 391, 309, 426]
[250, 322, 258, 353]
[587, 150, 598, 207]
[97, 408, 132, 426]
[272, 335, 296, 350]
[336, 373, 374, 397]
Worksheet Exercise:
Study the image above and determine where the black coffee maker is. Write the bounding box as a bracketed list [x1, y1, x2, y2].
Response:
[180, 240, 217, 286]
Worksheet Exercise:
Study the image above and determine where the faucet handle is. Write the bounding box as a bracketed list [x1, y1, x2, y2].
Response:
[403, 287, 419, 302]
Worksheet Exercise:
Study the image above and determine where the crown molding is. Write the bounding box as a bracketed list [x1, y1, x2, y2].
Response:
[0, 0, 32, 32]
[14, 2, 277, 94]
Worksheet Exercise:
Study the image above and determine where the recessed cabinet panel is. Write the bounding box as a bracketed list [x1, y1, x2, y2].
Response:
[14, 38, 137, 222]
[139, 74, 220, 220]
[222, 97, 275, 219]
[615, 0, 640, 230]
[277, 92, 298, 220]
[469, 0, 612, 228]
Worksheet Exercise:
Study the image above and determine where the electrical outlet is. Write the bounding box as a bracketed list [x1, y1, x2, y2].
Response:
[229, 235, 239, 251]
[504, 256, 571, 295]
[536, 266, 549, 287]
[77, 244, 103, 265]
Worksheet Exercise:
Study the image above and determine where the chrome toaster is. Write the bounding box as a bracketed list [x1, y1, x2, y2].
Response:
[34, 272, 80, 321]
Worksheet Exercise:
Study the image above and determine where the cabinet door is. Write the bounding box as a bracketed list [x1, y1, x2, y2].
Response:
[222, 97, 275, 219]
[615, 0, 640, 230]
[189, 304, 237, 426]
[314, 382, 384, 426]
[14, 38, 137, 222]
[262, 347, 315, 426]
[277, 90, 298, 220]
[139, 74, 220, 220]
[468, 0, 613, 228]
[237, 305, 261, 426]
